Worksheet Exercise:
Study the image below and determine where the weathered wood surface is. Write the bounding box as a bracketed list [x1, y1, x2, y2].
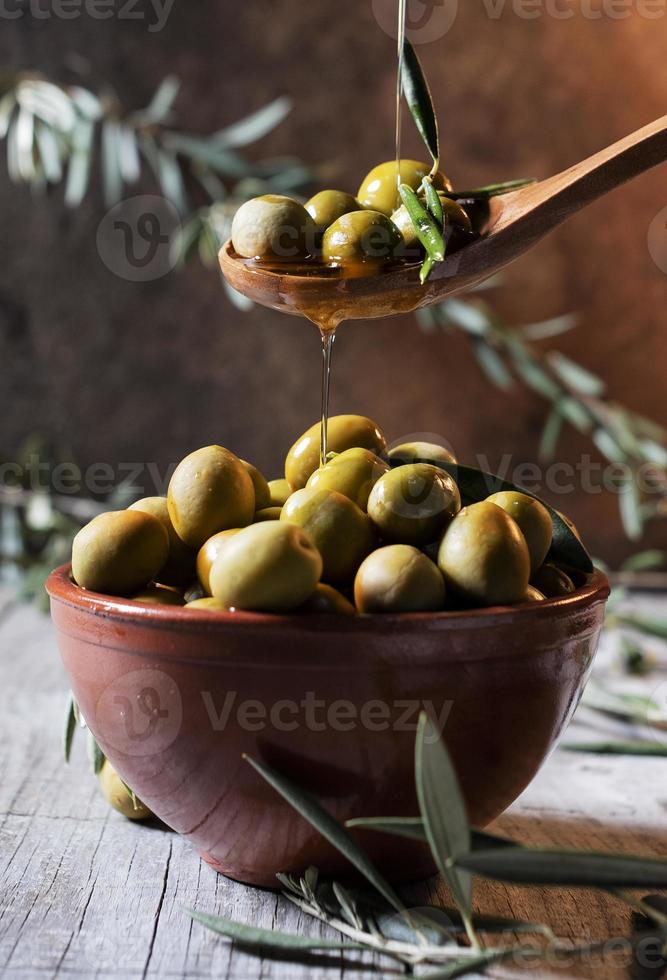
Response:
[0, 590, 665, 979]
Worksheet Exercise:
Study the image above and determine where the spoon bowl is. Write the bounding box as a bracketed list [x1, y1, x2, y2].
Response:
[220, 113, 667, 327]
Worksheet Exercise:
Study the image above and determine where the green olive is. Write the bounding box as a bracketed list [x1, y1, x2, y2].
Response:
[231, 194, 317, 260]
[391, 194, 471, 249]
[305, 190, 362, 232]
[128, 496, 196, 586]
[281, 487, 375, 585]
[357, 160, 452, 216]
[72, 510, 169, 596]
[167, 445, 255, 549]
[186, 596, 229, 610]
[322, 210, 402, 266]
[523, 585, 546, 602]
[285, 414, 387, 490]
[131, 585, 185, 606]
[209, 522, 322, 612]
[556, 509, 582, 542]
[437, 501, 530, 606]
[99, 761, 152, 820]
[367, 464, 460, 546]
[268, 478, 292, 507]
[531, 562, 575, 598]
[196, 528, 243, 594]
[486, 491, 553, 574]
[300, 583, 356, 615]
[387, 442, 457, 467]
[306, 447, 389, 510]
[254, 506, 283, 522]
[354, 545, 445, 613]
[241, 460, 271, 510]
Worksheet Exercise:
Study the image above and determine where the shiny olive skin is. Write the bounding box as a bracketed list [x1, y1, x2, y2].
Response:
[354, 545, 445, 613]
[131, 585, 185, 606]
[281, 487, 375, 585]
[531, 562, 575, 598]
[305, 190, 362, 233]
[209, 521, 322, 612]
[487, 491, 553, 574]
[285, 414, 387, 490]
[129, 496, 196, 586]
[184, 581, 207, 603]
[523, 585, 546, 602]
[231, 194, 317, 260]
[241, 460, 271, 510]
[72, 510, 169, 596]
[306, 447, 389, 510]
[367, 464, 460, 546]
[254, 506, 283, 522]
[99, 761, 152, 820]
[167, 445, 255, 549]
[437, 501, 530, 606]
[322, 210, 402, 266]
[387, 441, 457, 468]
[391, 194, 471, 251]
[357, 160, 452, 216]
[268, 478, 292, 507]
[186, 596, 229, 610]
[300, 583, 356, 615]
[196, 528, 242, 594]
[556, 509, 583, 542]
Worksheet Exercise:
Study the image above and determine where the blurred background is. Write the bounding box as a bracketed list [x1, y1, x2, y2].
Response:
[1, 0, 666, 588]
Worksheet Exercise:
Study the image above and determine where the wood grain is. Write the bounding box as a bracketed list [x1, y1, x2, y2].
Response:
[0, 590, 665, 978]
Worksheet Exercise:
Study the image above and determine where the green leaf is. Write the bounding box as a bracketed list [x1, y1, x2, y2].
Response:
[420, 255, 436, 284]
[345, 816, 514, 851]
[447, 178, 537, 200]
[518, 314, 578, 340]
[399, 184, 445, 262]
[63, 693, 77, 763]
[422, 178, 444, 226]
[472, 339, 513, 391]
[118, 125, 141, 184]
[64, 118, 94, 207]
[101, 119, 123, 207]
[401, 39, 439, 168]
[615, 613, 667, 641]
[34, 121, 62, 183]
[456, 847, 667, 889]
[548, 352, 605, 397]
[439, 298, 491, 336]
[415, 713, 473, 923]
[539, 406, 564, 461]
[621, 550, 665, 573]
[213, 96, 292, 148]
[141, 75, 180, 124]
[187, 908, 364, 953]
[420, 949, 515, 979]
[0, 92, 15, 139]
[619, 476, 643, 542]
[563, 741, 667, 757]
[244, 754, 403, 912]
[88, 732, 105, 774]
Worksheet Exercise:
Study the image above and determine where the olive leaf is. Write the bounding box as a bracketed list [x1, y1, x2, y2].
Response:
[345, 816, 514, 851]
[615, 613, 667, 640]
[422, 178, 444, 227]
[63, 693, 77, 763]
[399, 184, 445, 262]
[447, 178, 537, 200]
[87, 731, 105, 775]
[455, 847, 667, 889]
[244, 754, 404, 912]
[186, 908, 365, 954]
[401, 39, 439, 170]
[563, 741, 667, 757]
[419, 948, 517, 980]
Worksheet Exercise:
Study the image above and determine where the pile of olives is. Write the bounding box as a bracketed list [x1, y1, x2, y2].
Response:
[230, 159, 473, 269]
[71, 415, 580, 615]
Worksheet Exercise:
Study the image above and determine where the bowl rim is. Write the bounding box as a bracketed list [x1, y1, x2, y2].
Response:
[46, 563, 610, 633]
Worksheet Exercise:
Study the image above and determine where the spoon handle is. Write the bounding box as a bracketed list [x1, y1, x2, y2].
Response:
[493, 113, 667, 235]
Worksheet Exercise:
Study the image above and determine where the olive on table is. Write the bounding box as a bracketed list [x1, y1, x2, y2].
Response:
[209, 522, 322, 612]
[254, 506, 283, 522]
[367, 464, 460, 546]
[300, 583, 356, 615]
[322, 210, 402, 266]
[487, 490, 553, 574]
[357, 160, 452, 216]
[72, 510, 169, 596]
[131, 585, 185, 606]
[306, 447, 389, 510]
[196, 528, 243, 594]
[99, 761, 152, 820]
[128, 496, 196, 586]
[531, 562, 575, 598]
[437, 501, 530, 606]
[281, 487, 375, 585]
[387, 441, 457, 467]
[285, 414, 387, 490]
[268, 478, 292, 507]
[167, 445, 255, 549]
[354, 545, 445, 613]
[305, 190, 362, 233]
[241, 460, 271, 511]
[231, 194, 317, 260]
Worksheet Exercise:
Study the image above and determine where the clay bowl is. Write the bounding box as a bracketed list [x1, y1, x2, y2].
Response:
[47, 563, 609, 888]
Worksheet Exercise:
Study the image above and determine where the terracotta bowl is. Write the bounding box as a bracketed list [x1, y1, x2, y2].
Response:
[47, 564, 609, 888]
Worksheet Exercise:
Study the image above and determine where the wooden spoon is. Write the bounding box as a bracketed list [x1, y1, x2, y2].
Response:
[219, 113, 667, 329]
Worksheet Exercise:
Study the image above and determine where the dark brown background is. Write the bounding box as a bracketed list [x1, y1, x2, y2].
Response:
[1, 0, 666, 564]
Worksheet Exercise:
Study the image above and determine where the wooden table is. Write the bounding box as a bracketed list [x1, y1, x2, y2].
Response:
[1, 588, 665, 979]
